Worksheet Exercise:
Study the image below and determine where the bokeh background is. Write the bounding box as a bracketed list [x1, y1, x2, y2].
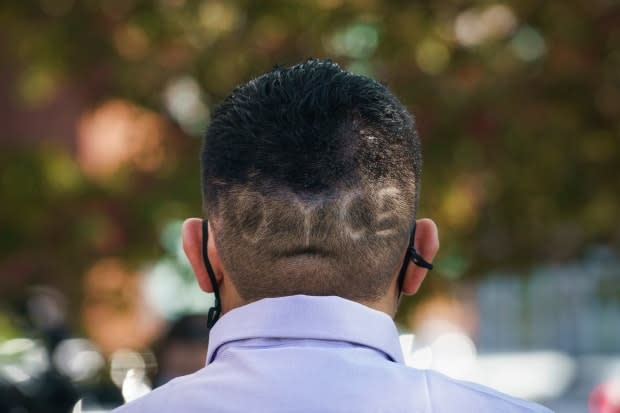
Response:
[1, 0, 619, 412]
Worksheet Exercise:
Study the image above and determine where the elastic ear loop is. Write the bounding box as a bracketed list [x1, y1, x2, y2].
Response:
[397, 222, 434, 293]
[202, 220, 221, 328]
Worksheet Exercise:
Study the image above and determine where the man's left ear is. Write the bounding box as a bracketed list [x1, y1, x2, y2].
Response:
[182, 218, 222, 293]
[401, 218, 440, 295]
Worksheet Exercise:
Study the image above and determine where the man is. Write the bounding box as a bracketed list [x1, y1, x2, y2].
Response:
[114, 59, 551, 412]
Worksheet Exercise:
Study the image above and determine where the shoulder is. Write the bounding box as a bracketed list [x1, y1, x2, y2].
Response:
[109, 372, 201, 413]
[405, 367, 553, 413]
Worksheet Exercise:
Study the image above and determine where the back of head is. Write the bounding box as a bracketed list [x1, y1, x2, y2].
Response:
[202, 59, 422, 303]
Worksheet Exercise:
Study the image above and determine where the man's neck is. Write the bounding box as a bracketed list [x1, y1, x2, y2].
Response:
[219, 275, 400, 319]
[359, 296, 398, 319]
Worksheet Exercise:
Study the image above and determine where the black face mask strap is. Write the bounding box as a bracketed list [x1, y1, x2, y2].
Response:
[397, 222, 434, 293]
[202, 220, 221, 328]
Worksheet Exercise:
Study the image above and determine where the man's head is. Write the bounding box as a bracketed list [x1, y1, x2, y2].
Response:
[183, 59, 438, 315]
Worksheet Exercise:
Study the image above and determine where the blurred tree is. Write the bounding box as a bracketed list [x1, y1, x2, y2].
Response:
[0, 0, 618, 323]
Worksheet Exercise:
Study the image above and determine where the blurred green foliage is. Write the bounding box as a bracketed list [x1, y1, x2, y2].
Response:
[0, 0, 618, 315]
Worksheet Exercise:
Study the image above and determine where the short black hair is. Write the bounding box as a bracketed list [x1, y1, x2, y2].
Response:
[202, 59, 422, 302]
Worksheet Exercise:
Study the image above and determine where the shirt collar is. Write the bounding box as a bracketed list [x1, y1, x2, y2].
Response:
[206, 295, 404, 365]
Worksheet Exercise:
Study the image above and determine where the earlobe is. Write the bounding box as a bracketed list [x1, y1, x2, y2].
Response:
[182, 218, 216, 293]
[401, 218, 439, 295]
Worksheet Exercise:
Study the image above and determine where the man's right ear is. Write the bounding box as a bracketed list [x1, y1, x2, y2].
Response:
[182, 218, 222, 293]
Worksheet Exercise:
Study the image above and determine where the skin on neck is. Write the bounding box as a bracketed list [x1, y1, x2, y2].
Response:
[182, 218, 439, 319]
[359, 276, 403, 317]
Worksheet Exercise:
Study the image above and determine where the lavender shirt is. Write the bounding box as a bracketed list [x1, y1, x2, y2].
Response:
[114, 295, 551, 412]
